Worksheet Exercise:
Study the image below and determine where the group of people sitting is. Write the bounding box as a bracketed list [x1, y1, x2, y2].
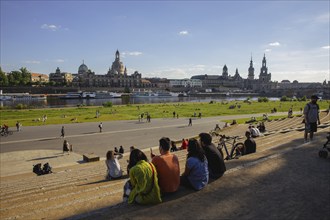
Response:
[248, 124, 265, 138]
[105, 133, 227, 205]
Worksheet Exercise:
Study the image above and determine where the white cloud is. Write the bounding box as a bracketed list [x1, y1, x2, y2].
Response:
[41, 24, 61, 31]
[269, 42, 281, 46]
[122, 51, 143, 57]
[265, 49, 272, 52]
[321, 45, 330, 49]
[22, 60, 40, 64]
[315, 12, 330, 23]
[54, 59, 65, 63]
[179, 30, 189, 35]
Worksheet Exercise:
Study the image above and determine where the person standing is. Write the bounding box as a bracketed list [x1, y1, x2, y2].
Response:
[188, 118, 192, 126]
[304, 95, 321, 142]
[199, 133, 226, 179]
[151, 137, 180, 196]
[16, 121, 20, 132]
[60, 126, 65, 138]
[99, 122, 103, 133]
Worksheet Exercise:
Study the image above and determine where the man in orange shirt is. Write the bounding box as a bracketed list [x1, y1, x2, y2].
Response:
[151, 137, 180, 196]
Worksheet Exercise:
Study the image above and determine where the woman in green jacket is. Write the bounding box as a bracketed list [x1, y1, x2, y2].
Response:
[125, 149, 162, 204]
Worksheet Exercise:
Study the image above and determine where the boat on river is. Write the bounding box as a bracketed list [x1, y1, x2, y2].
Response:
[60, 92, 96, 99]
[0, 93, 46, 101]
[131, 90, 179, 98]
[95, 91, 122, 99]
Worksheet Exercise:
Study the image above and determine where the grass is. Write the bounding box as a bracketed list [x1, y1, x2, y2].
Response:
[1, 100, 329, 127]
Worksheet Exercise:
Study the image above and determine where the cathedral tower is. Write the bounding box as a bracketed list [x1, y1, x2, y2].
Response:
[248, 56, 254, 80]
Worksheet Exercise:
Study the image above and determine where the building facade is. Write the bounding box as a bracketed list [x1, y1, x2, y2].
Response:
[71, 50, 142, 88]
[49, 67, 73, 85]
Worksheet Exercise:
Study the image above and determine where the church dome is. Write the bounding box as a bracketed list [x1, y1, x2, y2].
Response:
[78, 63, 88, 73]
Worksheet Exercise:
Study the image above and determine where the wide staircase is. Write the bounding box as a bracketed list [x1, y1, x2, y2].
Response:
[0, 111, 329, 220]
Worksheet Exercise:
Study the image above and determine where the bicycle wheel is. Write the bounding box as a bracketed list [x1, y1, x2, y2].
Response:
[231, 143, 245, 158]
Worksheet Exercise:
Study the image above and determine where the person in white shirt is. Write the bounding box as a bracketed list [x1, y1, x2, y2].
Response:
[105, 150, 123, 180]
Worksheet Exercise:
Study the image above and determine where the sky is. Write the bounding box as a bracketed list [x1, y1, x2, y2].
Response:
[1, 1, 329, 83]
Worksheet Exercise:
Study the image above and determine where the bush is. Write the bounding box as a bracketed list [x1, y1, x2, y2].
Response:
[258, 97, 269, 102]
[15, 104, 28, 109]
[102, 101, 113, 107]
[280, 96, 290, 101]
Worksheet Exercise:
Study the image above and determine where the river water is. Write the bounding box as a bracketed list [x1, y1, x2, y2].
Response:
[1, 96, 279, 108]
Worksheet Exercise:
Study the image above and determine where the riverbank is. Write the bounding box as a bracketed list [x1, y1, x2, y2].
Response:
[1, 99, 329, 127]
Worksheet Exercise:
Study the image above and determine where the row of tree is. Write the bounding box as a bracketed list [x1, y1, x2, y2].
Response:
[0, 67, 63, 87]
[0, 67, 32, 86]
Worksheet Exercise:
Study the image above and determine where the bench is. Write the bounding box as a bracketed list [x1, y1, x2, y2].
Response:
[83, 153, 100, 162]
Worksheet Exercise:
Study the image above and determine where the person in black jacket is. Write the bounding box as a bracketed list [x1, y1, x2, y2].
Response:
[199, 132, 226, 179]
[244, 131, 256, 155]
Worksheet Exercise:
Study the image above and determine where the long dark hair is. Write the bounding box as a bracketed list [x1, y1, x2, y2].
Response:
[128, 149, 148, 168]
[187, 138, 206, 162]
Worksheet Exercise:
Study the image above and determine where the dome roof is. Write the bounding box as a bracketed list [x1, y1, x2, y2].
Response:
[78, 63, 88, 73]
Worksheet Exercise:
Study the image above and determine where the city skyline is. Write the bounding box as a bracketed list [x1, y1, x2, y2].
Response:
[1, 1, 329, 83]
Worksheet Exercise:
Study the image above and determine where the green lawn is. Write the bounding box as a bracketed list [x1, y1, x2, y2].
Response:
[1, 100, 329, 127]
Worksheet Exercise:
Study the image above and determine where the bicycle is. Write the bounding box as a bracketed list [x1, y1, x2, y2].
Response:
[0, 129, 13, 137]
[217, 134, 245, 160]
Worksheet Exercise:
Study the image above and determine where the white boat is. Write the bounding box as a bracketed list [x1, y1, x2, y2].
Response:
[132, 90, 158, 98]
[60, 92, 82, 99]
[60, 91, 96, 99]
[0, 94, 13, 101]
[132, 90, 178, 98]
[81, 92, 96, 99]
[95, 91, 122, 99]
[0, 93, 46, 101]
[156, 91, 179, 97]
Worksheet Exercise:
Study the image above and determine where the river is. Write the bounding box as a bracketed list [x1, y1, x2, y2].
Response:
[0, 96, 279, 108]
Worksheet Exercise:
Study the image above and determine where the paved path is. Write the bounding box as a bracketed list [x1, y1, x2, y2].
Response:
[0, 112, 296, 177]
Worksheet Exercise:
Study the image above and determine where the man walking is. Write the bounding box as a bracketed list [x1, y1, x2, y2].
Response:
[60, 126, 65, 138]
[188, 118, 192, 126]
[303, 95, 320, 142]
[99, 122, 103, 133]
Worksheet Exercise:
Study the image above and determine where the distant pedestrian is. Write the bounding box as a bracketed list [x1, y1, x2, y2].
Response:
[177, 113, 179, 119]
[60, 126, 65, 138]
[188, 118, 192, 126]
[303, 95, 320, 142]
[119, 145, 124, 154]
[99, 122, 103, 132]
[173, 111, 176, 118]
[63, 140, 70, 154]
[16, 121, 21, 132]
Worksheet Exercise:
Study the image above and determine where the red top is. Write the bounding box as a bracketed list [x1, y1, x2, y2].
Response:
[151, 152, 180, 193]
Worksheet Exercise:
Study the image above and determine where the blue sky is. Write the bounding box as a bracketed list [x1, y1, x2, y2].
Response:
[1, 1, 329, 83]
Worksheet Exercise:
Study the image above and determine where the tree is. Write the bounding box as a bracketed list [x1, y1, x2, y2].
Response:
[0, 67, 9, 86]
[20, 67, 31, 85]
